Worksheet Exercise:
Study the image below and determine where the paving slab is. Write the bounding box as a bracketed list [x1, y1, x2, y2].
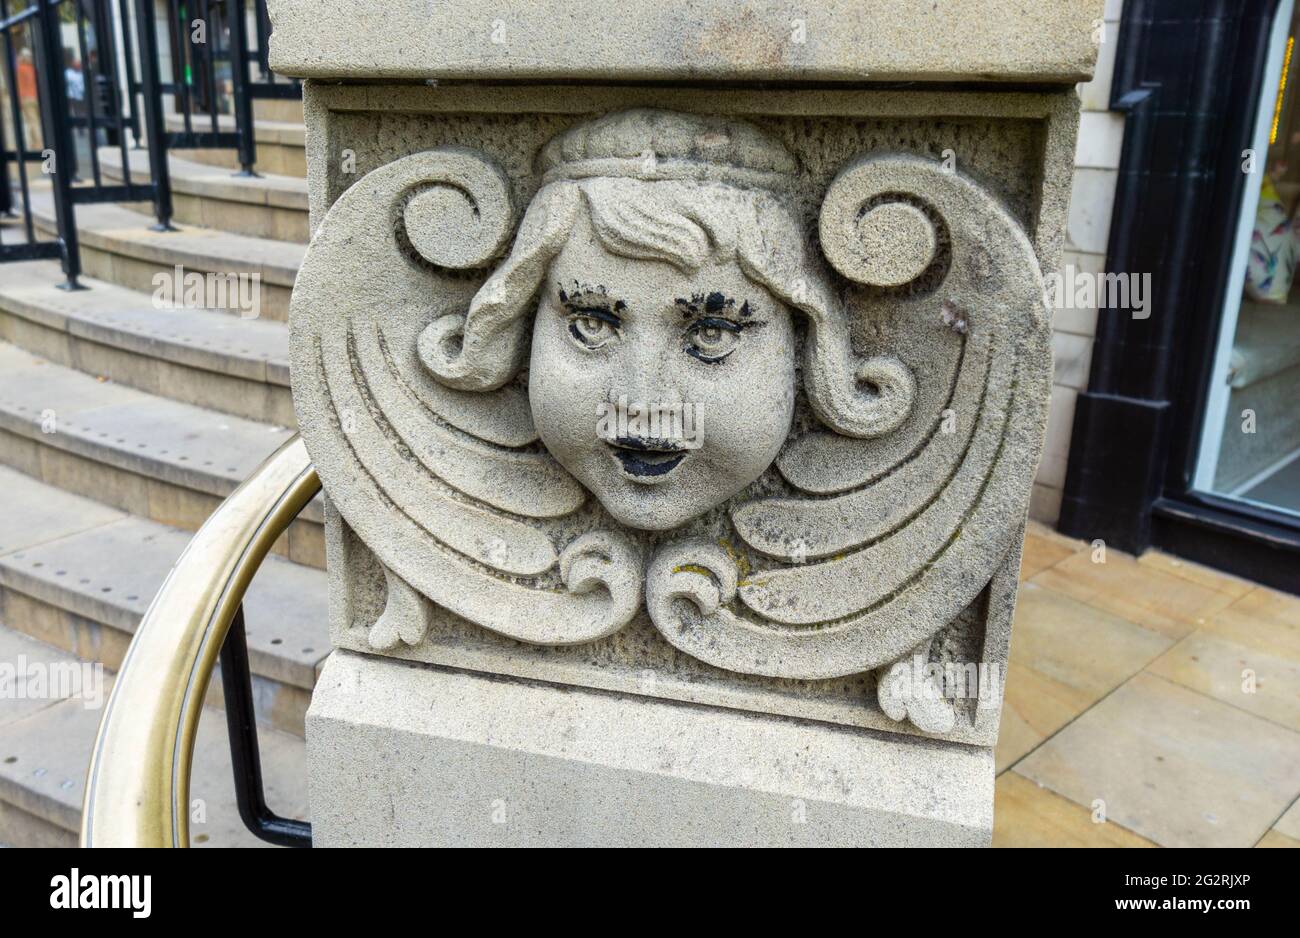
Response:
[1136, 550, 1255, 601]
[1147, 625, 1300, 733]
[1017, 671, 1300, 848]
[992, 771, 1156, 848]
[1019, 525, 1080, 579]
[996, 581, 1172, 772]
[995, 660, 1085, 773]
[1217, 586, 1300, 639]
[1274, 797, 1300, 841]
[1010, 581, 1173, 698]
[1031, 548, 1239, 640]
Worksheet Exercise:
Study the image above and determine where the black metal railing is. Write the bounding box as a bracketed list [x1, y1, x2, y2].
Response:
[1, 0, 96, 281]
[247, 0, 295, 100]
[220, 606, 312, 847]
[156, 0, 251, 172]
[0, 0, 299, 287]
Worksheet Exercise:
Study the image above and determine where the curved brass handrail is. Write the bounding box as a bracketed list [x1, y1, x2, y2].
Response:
[81, 435, 320, 847]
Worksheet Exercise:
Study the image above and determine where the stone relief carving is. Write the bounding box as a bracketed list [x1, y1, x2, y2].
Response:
[290, 108, 1052, 721]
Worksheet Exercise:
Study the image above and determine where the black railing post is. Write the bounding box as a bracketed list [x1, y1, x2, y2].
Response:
[94, 0, 138, 192]
[133, 0, 175, 230]
[115, 0, 143, 145]
[167, 0, 194, 133]
[253, 0, 269, 77]
[89, 0, 122, 147]
[34, 0, 85, 288]
[2, 0, 170, 275]
[227, 0, 257, 175]
[72, 0, 102, 186]
[0, 100, 11, 216]
[218, 606, 312, 848]
[3, 0, 286, 279]
[195, 0, 216, 134]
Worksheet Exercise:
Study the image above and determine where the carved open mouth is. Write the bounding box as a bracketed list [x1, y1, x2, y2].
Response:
[606, 437, 689, 481]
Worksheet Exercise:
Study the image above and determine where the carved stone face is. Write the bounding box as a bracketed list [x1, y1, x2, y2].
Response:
[529, 212, 796, 530]
[291, 108, 1053, 713]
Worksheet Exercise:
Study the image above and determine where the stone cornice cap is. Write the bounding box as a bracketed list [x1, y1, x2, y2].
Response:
[267, 0, 1107, 85]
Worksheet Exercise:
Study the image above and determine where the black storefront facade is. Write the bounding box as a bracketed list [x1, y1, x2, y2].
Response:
[1061, 0, 1300, 594]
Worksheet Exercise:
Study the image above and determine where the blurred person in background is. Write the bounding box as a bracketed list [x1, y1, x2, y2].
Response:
[16, 48, 40, 151]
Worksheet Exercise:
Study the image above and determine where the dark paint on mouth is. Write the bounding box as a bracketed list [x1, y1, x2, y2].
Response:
[606, 437, 689, 477]
[612, 435, 687, 453]
[611, 447, 688, 477]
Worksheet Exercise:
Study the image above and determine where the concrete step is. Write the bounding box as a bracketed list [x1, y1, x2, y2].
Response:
[0, 260, 292, 426]
[254, 96, 305, 126]
[0, 622, 311, 847]
[101, 147, 308, 243]
[0, 342, 323, 568]
[165, 114, 306, 177]
[0, 464, 328, 737]
[28, 188, 302, 321]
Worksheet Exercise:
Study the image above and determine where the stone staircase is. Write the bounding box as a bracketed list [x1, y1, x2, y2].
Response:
[0, 103, 320, 847]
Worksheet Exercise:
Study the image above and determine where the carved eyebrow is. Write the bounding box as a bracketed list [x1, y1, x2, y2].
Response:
[675, 292, 760, 321]
[558, 283, 627, 313]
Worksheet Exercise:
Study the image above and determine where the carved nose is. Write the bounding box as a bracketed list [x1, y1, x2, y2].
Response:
[620, 343, 686, 406]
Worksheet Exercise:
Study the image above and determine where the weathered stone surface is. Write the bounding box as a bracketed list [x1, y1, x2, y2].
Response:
[279, 0, 1091, 847]
[307, 648, 994, 847]
[269, 0, 1105, 85]
[292, 104, 1054, 717]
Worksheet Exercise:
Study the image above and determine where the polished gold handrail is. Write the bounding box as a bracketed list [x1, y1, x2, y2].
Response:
[81, 435, 320, 847]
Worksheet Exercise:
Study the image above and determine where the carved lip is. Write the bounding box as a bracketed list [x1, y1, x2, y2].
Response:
[605, 437, 689, 482]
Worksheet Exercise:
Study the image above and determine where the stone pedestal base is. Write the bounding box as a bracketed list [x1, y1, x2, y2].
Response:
[306, 649, 994, 847]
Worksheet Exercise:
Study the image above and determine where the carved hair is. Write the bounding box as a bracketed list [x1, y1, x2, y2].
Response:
[418, 110, 914, 439]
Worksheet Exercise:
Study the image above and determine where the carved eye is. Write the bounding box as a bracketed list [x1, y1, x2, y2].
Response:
[685, 318, 741, 363]
[568, 310, 619, 350]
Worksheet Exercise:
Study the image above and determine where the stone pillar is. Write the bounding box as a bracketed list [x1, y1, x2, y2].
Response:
[270, 0, 1102, 847]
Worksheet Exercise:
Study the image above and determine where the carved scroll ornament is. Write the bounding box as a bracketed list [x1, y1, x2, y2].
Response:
[290, 108, 1052, 692]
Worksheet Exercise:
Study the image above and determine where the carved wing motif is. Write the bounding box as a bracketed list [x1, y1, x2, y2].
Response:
[290, 150, 644, 646]
[644, 155, 1053, 679]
